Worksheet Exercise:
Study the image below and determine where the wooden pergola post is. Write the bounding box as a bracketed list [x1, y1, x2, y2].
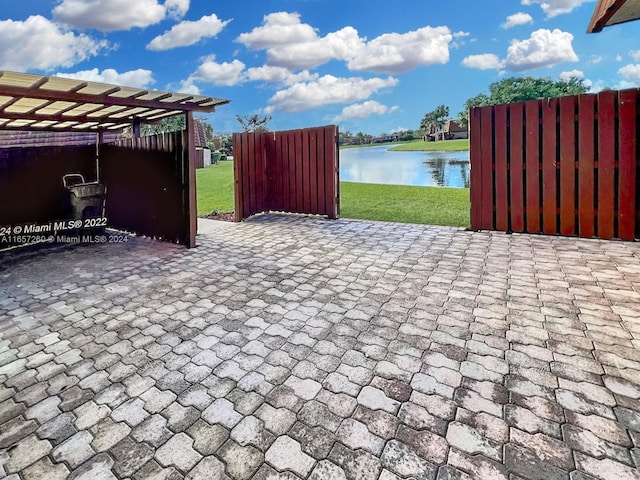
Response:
[185, 111, 197, 248]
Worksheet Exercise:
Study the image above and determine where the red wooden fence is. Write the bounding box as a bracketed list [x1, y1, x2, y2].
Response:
[233, 125, 339, 221]
[470, 89, 639, 240]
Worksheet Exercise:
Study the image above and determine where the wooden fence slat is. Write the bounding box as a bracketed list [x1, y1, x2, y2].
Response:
[233, 133, 244, 222]
[258, 133, 267, 214]
[469, 108, 483, 230]
[287, 130, 296, 213]
[618, 89, 637, 240]
[309, 130, 318, 215]
[525, 100, 541, 233]
[294, 129, 303, 213]
[301, 129, 311, 213]
[284, 131, 293, 213]
[274, 132, 284, 213]
[249, 133, 258, 216]
[541, 98, 558, 234]
[509, 103, 525, 232]
[597, 91, 616, 239]
[334, 125, 340, 218]
[316, 128, 327, 216]
[480, 107, 494, 230]
[252, 133, 259, 214]
[559, 96, 576, 236]
[324, 125, 337, 218]
[578, 94, 596, 238]
[273, 132, 282, 213]
[243, 133, 252, 219]
[494, 104, 509, 231]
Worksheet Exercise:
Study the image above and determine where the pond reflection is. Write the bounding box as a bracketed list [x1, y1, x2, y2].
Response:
[340, 145, 470, 188]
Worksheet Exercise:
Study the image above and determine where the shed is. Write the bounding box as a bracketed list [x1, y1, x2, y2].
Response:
[0, 70, 229, 249]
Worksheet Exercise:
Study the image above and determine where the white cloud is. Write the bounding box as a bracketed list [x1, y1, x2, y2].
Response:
[266, 27, 363, 70]
[55, 68, 155, 88]
[616, 55, 623, 62]
[237, 12, 451, 74]
[0, 15, 108, 71]
[559, 69, 584, 81]
[462, 53, 502, 70]
[177, 78, 201, 95]
[348, 26, 452, 74]
[53, 0, 187, 31]
[614, 79, 639, 90]
[591, 55, 603, 64]
[181, 61, 320, 91]
[618, 64, 640, 85]
[521, 0, 595, 17]
[504, 28, 578, 71]
[187, 56, 246, 87]
[164, 0, 189, 20]
[147, 14, 231, 50]
[236, 12, 317, 49]
[630, 50, 640, 61]
[451, 31, 470, 49]
[244, 66, 318, 86]
[333, 101, 399, 122]
[265, 75, 399, 113]
[502, 12, 534, 29]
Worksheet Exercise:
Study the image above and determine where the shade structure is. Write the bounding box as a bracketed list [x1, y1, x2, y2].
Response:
[0, 70, 229, 132]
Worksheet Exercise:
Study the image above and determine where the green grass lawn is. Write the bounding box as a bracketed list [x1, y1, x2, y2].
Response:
[340, 182, 469, 227]
[388, 139, 469, 152]
[196, 160, 235, 215]
[196, 160, 470, 227]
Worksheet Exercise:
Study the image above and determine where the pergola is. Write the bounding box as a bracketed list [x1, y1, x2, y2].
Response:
[588, 0, 640, 32]
[0, 70, 230, 248]
[0, 70, 228, 131]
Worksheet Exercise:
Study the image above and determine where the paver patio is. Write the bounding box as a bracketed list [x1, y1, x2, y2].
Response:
[1, 213, 640, 480]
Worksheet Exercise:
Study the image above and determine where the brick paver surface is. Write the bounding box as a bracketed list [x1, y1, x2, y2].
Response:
[1, 214, 640, 479]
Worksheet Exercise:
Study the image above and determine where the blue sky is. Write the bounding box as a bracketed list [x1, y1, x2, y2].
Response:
[1, 0, 639, 135]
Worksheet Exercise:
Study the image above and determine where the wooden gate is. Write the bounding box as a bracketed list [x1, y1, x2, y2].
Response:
[470, 89, 639, 240]
[233, 125, 339, 221]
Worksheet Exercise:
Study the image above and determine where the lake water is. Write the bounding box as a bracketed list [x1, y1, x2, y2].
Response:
[340, 145, 470, 188]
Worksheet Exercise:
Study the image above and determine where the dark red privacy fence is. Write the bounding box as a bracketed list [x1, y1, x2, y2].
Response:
[233, 125, 339, 221]
[470, 89, 639, 240]
[0, 130, 196, 249]
[102, 131, 194, 246]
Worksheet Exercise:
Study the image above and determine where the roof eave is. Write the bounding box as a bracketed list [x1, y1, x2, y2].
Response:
[588, 0, 640, 32]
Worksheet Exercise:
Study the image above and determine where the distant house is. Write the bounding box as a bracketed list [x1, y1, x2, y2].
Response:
[423, 120, 468, 142]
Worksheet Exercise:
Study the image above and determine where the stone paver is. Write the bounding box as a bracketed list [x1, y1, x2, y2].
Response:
[265, 436, 315, 477]
[2, 214, 640, 479]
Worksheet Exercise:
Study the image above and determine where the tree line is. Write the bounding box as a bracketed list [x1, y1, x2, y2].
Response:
[424, 75, 588, 131]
